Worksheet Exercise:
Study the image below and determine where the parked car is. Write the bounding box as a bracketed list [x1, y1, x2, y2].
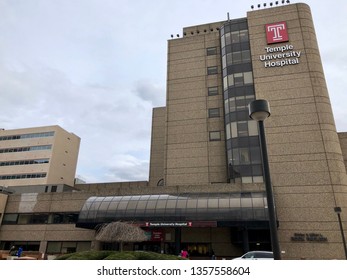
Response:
[233, 251, 273, 260]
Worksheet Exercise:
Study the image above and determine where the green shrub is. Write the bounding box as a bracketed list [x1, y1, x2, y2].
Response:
[55, 250, 184, 260]
[104, 252, 137, 260]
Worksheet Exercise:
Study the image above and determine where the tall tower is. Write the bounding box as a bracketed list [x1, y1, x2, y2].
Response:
[150, 3, 347, 259]
[247, 3, 347, 260]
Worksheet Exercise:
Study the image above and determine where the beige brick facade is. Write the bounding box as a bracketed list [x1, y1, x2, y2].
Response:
[0, 125, 80, 187]
[165, 22, 227, 186]
[153, 3, 347, 259]
[246, 3, 347, 259]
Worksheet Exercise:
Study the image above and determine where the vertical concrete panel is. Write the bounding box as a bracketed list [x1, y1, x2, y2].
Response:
[248, 3, 347, 259]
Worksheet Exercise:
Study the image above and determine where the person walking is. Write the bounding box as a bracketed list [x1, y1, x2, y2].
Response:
[16, 246, 23, 257]
[180, 249, 189, 258]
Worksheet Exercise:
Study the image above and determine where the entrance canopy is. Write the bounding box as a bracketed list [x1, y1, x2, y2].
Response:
[76, 192, 269, 229]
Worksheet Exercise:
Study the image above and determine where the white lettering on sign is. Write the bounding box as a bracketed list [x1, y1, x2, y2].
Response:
[259, 44, 302, 68]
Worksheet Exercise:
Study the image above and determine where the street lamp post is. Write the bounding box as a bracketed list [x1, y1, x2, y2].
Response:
[334, 207, 347, 259]
[248, 99, 281, 260]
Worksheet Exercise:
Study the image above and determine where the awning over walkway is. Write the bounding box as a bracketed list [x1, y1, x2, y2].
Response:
[76, 192, 269, 229]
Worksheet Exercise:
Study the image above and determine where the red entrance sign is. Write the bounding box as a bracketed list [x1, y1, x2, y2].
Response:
[140, 221, 217, 227]
[151, 230, 163, 241]
[266, 21, 289, 44]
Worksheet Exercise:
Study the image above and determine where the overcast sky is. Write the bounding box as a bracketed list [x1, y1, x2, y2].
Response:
[1, 0, 346, 183]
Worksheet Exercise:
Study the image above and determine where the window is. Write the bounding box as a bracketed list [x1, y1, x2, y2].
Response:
[244, 72, 253, 84]
[224, 72, 253, 88]
[233, 51, 242, 64]
[206, 47, 217, 55]
[231, 122, 237, 138]
[225, 32, 231, 45]
[248, 121, 258, 136]
[237, 121, 248, 137]
[0, 173, 47, 180]
[208, 108, 220, 118]
[240, 148, 250, 164]
[239, 29, 249, 42]
[207, 66, 218, 75]
[209, 131, 221, 141]
[208, 86, 218, 96]
[0, 158, 49, 167]
[242, 50, 251, 62]
[234, 73, 244, 86]
[2, 214, 18, 224]
[250, 147, 262, 164]
[0, 131, 54, 141]
[46, 241, 90, 254]
[231, 31, 240, 43]
[0, 145, 51, 154]
[222, 50, 251, 68]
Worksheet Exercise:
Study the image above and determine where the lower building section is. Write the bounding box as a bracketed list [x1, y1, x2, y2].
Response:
[101, 225, 271, 259]
[1, 183, 346, 259]
[0, 190, 272, 259]
[0, 224, 270, 259]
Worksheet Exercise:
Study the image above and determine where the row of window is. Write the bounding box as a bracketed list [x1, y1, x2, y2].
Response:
[0, 145, 52, 154]
[2, 212, 79, 225]
[0, 173, 47, 180]
[222, 50, 251, 68]
[206, 46, 222, 142]
[208, 66, 252, 77]
[221, 20, 263, 184]
[0, 131, 54, 141]
[226, 121, 258, 139]
[0, 158, 49, 167]
[47, 241, 90, 254]
[224, 95, 255, 114]
[223, 71, 253, 89]
[0, 241, 90, 255]
[221, 29, 249, 48]
[228, 146, 262, 166]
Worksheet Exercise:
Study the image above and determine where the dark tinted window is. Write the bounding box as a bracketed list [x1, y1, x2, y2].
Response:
[255, 252, 273, 258]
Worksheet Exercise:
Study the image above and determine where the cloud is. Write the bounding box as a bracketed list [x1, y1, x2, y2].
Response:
[104, 154, 149, 182]
[1, 0, 347, 183]
[133, 80, 166, 107]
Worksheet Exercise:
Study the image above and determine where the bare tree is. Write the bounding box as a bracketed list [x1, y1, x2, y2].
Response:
[95, 221, 148, 251]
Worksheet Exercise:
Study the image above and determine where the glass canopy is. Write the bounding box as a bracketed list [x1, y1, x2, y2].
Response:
[76, 192, 269, 229]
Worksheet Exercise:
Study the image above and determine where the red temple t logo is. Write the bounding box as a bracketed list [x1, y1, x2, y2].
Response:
[266, 21, 289, 44]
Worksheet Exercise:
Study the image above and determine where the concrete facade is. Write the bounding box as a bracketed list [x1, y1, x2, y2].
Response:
[149, 107, 166, 187]
[247, 3, 347, 260]
[165, 21, 227, 186]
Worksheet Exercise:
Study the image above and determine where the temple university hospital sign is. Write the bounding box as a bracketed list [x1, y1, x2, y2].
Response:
[259, 21, 302, 68]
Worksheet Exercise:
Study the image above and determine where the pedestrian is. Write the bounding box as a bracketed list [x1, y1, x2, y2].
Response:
[9, 246, 16, 256]
[180, 249, 189, 258]
[16, 246, 23, 257]
[211, 250, 216, 260]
